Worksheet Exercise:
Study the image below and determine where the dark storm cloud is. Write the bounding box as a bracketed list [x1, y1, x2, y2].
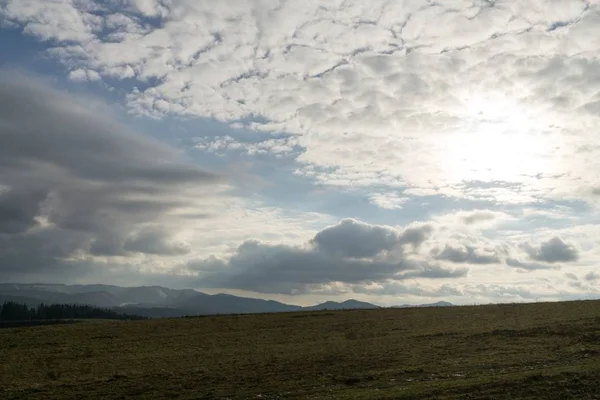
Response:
[188, 220, 462, 295]
[522, 237, 579, 263]
[0, 71, 222, 281]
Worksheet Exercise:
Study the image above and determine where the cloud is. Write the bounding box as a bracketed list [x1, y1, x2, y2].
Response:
[368, 193, 409, 210]
[433, 243, 501, 264]
[128, 0, 170, 18]
[194, 136, 299, 158]
[0, 71, 228, 281]
[310, 219, 434, 259]
[460, 210, 501, 225]
[3, 0, 600, 206]
[398, 224, 434, 248]
[350, 281, 546, 303]
[565, 272, 578, 281]
[506, 258, 556, 271]
[584, 272, 600, 281]
[352, 282, 464, 298]
[564, 270, 600, 291]
[187, 219, 464, 294]
[312, 219, 401, 258]
[432, 209, 514, 230]
[123, 229, 191, 255]
[522, 237, 579, 263]
[0, 187, 46, 234]
[401, 264, 468, 279]
[68, 68, 101, 82]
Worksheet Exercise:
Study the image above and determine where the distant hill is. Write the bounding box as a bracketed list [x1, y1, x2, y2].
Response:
[303, 299, 379, 311]
[0, 283, 449, 317]
[176, 293, 303, 315]
[0, 283, 306, 317]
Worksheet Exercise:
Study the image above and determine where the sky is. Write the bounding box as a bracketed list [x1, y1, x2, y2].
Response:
[1, 0, 600, 306]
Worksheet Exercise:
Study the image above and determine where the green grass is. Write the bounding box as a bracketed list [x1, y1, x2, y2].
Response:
[2, 300, 600, 399]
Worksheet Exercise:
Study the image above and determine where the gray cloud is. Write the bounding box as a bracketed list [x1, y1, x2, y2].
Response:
[522, 237, 579, 263]
[584, 272, 600, 281]
[124, 229, 191, 255]
[0, 71, 224, 281]
[506, 258, 555, 271]
[400, 264, 468, 279]
[565, 272, 578, 281]
[311, 219, 400, 258]
[0, 188, 46, 234]
[311, 219, 433, 259]
[398, 224, 434, 248]
[188, 220, 464, 294]
[433, 244, 501, 264]
[460, 210, 498, 225]
[0, 227, 88, 278]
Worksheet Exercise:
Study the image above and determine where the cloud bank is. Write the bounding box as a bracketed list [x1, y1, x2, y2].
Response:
[0, 71, 227, 281]
[188, 219, 465, 295]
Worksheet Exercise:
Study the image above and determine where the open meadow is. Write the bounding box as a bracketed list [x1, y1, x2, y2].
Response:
[2, 300, 600, 399]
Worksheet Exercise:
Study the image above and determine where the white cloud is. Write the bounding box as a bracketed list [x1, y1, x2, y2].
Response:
[4, 0, 600, 205]
[194, 135, 299, 158]
[460, 210, 505, 225]
[68, 68, 101, 82]
[127, 0, 170, 18]
[432, 209, 515, 231]
[369, 192, 409, 210]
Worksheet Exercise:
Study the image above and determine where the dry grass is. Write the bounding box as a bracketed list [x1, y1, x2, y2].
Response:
[2, 300, 600, 399]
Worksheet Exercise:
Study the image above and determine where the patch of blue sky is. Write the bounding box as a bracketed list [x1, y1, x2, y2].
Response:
[498, 199, 597, 233]
[0, 28, 57, 73]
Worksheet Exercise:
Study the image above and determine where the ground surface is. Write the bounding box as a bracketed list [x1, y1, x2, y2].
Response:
[2, 300, 600, 399]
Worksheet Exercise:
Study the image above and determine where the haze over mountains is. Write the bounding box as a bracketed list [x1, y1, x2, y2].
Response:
[0, 284, 452, 318]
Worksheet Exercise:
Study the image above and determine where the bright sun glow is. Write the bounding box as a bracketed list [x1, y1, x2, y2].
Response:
[440, 94, 557, 184]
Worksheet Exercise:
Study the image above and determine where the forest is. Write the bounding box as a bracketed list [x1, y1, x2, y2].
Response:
[0, 301, 146, 321]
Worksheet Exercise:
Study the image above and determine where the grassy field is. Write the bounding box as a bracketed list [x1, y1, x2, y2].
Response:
[2, 300, 600, 399]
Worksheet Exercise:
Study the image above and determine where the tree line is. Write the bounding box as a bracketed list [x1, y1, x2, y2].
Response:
[0, 301, 147, 321]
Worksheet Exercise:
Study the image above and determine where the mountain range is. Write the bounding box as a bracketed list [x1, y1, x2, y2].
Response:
[0, 283, 452, 318]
